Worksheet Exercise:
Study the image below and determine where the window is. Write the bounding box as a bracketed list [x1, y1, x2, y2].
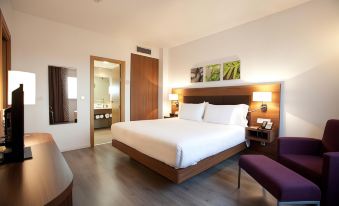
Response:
[67, 77, 77, 99]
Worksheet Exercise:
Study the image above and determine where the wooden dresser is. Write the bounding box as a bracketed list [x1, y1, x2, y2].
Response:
[0, 133, 73, 206]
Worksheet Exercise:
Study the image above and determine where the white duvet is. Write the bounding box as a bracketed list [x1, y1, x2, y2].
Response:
[111, 118, 245, 169]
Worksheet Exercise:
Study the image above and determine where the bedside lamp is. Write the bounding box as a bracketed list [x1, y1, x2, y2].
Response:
[168, 93, 179, 115]
[252, 92, 272, 112]
[8, 71, 36, 105]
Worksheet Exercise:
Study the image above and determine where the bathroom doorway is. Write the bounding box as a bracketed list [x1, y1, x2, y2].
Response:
[90, 56, 125, 147]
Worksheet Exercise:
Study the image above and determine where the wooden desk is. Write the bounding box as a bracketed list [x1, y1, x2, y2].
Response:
[0, 133, 73, 206]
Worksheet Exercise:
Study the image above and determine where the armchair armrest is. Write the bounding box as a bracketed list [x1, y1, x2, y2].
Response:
[278, 137, 322, 156]
[322, 152, 339, 206]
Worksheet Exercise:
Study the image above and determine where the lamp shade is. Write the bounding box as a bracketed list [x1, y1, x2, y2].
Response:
[168, 93, 178, 101]
[8, 71, 36, 105]
[253, 92, 272, 102]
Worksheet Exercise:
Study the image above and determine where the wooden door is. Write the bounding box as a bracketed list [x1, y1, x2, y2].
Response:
[130, 53, 158, 121]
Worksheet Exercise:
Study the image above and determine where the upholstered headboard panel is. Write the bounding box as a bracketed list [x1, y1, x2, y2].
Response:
[183, 95, 250, 105]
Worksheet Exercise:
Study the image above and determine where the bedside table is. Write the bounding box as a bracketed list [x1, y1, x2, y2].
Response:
[246, 126, 276, 145]
[244, 126, 278, 159]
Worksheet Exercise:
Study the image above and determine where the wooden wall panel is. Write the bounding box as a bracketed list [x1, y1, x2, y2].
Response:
[173, 83, 281, 135]
[130, 54, 159, 121]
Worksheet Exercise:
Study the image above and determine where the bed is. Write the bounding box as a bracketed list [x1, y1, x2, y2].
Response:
[112, 94, 251, 183]
[112, 118, 246, 169]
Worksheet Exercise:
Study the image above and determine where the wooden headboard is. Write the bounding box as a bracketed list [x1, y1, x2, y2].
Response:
[184, 95, 250, 106]
[172, 83, 281, 134]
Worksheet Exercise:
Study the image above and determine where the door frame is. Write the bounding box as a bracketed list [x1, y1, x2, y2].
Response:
[90, 55, 126, 147]
[0, 9, 11, 109]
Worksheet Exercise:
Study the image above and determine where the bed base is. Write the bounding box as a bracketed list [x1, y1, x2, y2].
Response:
[112, 140, 246, 184]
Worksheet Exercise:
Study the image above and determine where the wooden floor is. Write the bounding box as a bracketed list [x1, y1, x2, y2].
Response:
[63, 143, 300, 206]
[94, 128, 112, 145]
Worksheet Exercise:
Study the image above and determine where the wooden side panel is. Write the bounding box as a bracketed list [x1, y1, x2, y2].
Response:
[112, 140, 245, 183]
[130, 54, 159, 121]
[173, 83, 281, 135]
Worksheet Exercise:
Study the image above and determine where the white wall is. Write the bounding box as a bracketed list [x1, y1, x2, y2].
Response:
[0, 0, 13, 30]
[9, 11, 159, 151]
[168, 0, 339, 138]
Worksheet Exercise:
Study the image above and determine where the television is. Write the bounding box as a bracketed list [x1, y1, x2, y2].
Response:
[1, 84, 32, 163]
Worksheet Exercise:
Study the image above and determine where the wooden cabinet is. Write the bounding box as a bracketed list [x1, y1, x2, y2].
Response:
[130, 53, 159, 121]
[0, 133, 73, 206]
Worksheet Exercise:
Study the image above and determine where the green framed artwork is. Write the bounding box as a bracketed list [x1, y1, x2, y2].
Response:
[205, 64, 221, 82]
[223, 60, 240, 80]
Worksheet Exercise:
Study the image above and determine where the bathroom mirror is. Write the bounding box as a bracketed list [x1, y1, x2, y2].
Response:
[48, 66, 77, 125]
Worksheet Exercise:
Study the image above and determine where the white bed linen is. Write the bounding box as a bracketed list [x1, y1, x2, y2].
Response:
[111, 118, 245, 169]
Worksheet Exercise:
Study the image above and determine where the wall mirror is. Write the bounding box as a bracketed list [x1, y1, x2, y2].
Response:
[48, 66, 77, 125]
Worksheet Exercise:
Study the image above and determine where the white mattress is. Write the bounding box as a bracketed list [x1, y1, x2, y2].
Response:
[111, 118, 245, 169]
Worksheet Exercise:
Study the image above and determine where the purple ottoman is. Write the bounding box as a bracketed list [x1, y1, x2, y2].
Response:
[238, 155, 321, 206]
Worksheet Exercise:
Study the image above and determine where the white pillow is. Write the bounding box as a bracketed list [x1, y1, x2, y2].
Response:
[178, 103, 206, 121]
[203, 103, 249, 127]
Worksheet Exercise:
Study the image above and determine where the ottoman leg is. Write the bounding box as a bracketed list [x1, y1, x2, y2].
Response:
[238, 166, 241, 189]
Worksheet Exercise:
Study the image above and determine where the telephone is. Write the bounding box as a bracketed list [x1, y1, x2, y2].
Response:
[259, 121, 268, 129]
[258, 121, 273, 130]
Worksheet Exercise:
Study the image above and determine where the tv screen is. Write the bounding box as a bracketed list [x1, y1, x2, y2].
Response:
[10, 84, 24, 161]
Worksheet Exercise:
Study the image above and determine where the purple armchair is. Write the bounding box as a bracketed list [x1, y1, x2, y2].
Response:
[278, 119, 339, 206]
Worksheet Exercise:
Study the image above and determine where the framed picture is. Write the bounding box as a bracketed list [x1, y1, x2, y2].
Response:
[205, 64, 221, 82]
[265, 122, 274, 130]
[190, 67, 203, 83]
[223, 60, 240, 80]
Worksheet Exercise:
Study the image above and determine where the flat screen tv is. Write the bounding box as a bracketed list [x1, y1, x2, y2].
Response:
[2, 84, 32, 163]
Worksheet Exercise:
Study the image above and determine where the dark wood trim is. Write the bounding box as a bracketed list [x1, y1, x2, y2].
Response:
[0, 8, 11, 109]
[112, 139, 246, 183]
[173, 83, 281, 135]
[0, 133, 73, 206]
[90, 55, 126, 147]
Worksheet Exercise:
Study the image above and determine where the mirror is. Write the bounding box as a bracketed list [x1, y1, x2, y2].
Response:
[94, 77, 110, 108]
[48, 66, 77, 125]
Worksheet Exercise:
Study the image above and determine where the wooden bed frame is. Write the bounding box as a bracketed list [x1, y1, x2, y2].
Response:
[112, 83, 281, 183]
[112, 140, 246, 183]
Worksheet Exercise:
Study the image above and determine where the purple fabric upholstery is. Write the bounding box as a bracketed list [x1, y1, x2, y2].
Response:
[278, 119, 339, 206]
[239, 155, 321, 202]
[279, 154, 323, 186]
[278, 137, 322, 156]
[322, 120, 339, 152]
[322, 152, 339, 206]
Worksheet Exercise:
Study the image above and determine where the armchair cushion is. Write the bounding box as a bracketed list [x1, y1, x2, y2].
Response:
[278, 137, 322, 156]
[279, 154, 323, 186]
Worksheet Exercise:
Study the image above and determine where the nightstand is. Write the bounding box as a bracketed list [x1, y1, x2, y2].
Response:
[244, 126, 278, 159]
[246, 126, 275, 145]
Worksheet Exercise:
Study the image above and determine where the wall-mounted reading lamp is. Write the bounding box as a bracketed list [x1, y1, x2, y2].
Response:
[252, 92, 272, 112]
[169, 93, 179, 114]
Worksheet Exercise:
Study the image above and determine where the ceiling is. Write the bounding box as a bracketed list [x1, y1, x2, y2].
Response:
[11, 0, 311, 48]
